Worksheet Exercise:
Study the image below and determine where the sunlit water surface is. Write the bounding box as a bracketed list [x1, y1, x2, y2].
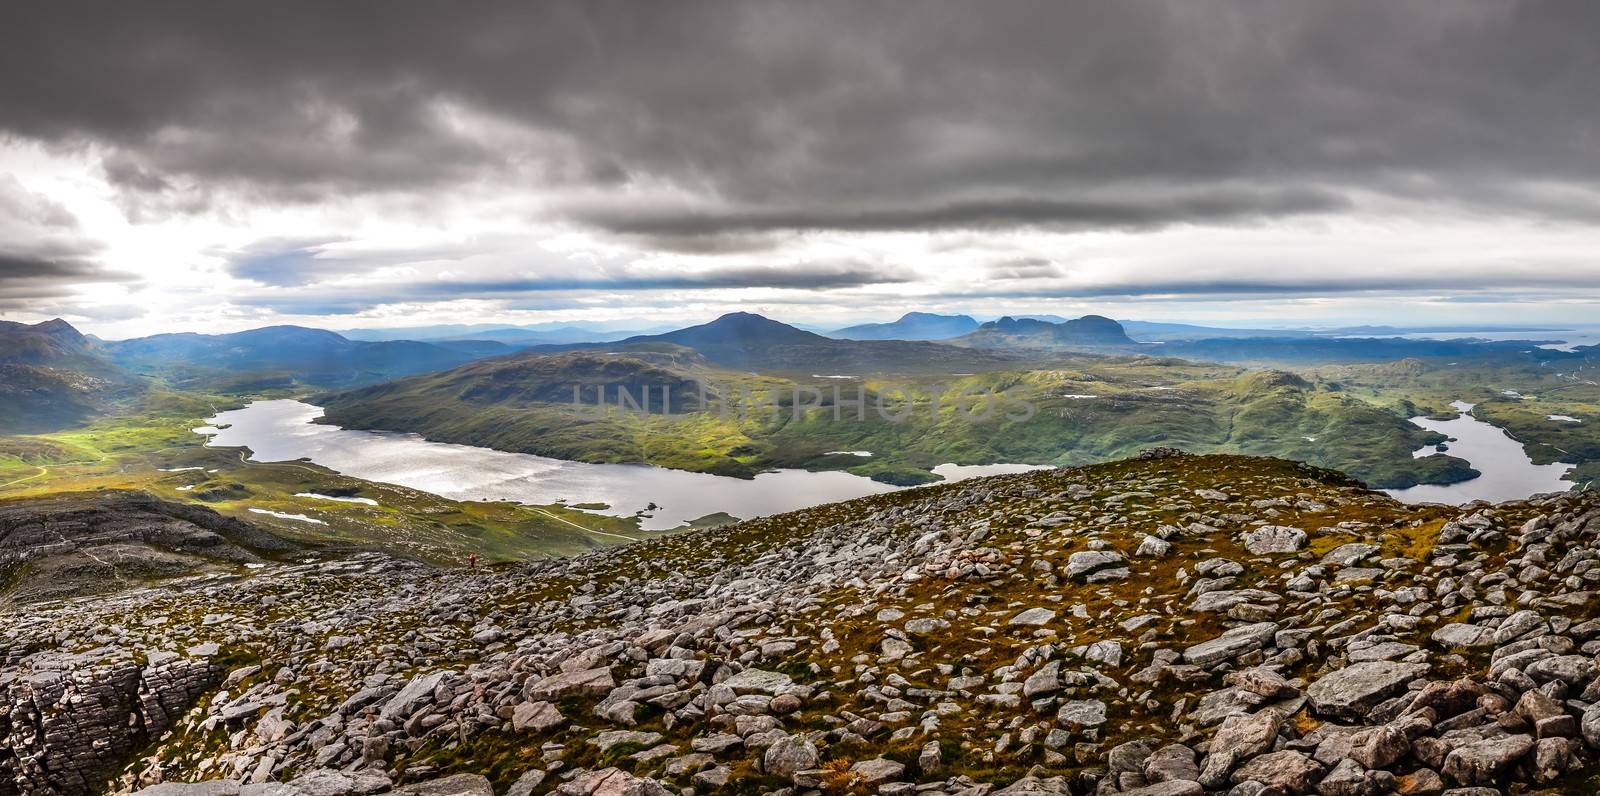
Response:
[199, 400, 1048, 530]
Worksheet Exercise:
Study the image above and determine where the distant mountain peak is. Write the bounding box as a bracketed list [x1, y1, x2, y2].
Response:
[971, 314, 1134, 346]
[829, 312, 979, 341]
[707, 311, 805, 329]
[31, 318, 89, 346]
[653, 312, 826, 345]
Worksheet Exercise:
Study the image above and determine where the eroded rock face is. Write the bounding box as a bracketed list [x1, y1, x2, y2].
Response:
[1, 650, 222, 796]
[3, 454, 1600, 796]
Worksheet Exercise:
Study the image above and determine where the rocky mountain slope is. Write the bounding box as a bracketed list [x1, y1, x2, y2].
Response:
[0, 492, 304, 604]
[4, 453, 1600, 796]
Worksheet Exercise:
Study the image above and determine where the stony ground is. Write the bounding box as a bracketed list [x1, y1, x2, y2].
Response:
[4, 452, 1599, 796]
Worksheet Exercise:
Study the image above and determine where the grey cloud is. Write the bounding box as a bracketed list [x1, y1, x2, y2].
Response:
[0, 256, 112, 311]
[577, 188, 1350, 238]
[416, 261, 913, 294]
[5, 0, 1600, 233]
[224, 239, 356, 286]
[988, 258, 1066, 281]
[231, 259, 910, 314]
[0, 177, 128, 307]
[0, 254, 103, 280]
[0, 176, 79, 229]
[943, 271, 1600, 302]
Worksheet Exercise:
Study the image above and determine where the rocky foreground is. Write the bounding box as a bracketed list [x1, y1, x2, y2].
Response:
[4, 453, 1600, 796]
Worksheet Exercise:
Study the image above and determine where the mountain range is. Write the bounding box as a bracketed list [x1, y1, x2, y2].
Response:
[529, 311, 1021, 373]
[828, 312, 980, 341]
[102, 325, 515, 389]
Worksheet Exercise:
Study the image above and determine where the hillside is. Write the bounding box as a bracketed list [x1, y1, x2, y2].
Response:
[318, 346, 1471, 489]
[317, 349, 776, 477]
[831, 313, 980, 341]
[6, 453, 1599, 795]
[0, 491, 303, 604]
[0, 319, 139, 432]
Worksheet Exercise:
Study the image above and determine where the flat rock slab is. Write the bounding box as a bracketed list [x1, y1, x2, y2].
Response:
[994, 777, 1075, 794]
[1321, 542, 1379, 567]
[1347, 641, 1421, 662]
[512, 701, 566, 732]
[1120, 783, 1202, 796]
[381, 671, 448, 719]
[1057, 699, 1108, 727]
[1431, 623, 1496, 648]
[1066, 550, 1126, 579]
[554, 768, 670, 796]
[1189, 589, 1280, 614]
[131, 783, 244, 796]
[1442, 734, 1535, 786]
[1182, 622, 1279, 667]
[1307, 660, 1430, 720]
[1230, 750, 1324, 793]
[525, 666, 615, 701]
[1239, 525, 1307, 554]
[1009, 607, 1056, 626]
[1211, 708, 1282, 759]
[588, 730, 665, 753]
[721, 668, 793, 694]
[394, 775, 496, 796]
[849, 758, 906, 785]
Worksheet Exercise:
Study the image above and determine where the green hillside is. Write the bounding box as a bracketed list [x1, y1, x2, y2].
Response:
[317, 347, 1482, 489]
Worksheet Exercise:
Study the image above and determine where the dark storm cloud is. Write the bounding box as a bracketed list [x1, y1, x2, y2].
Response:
[0, 254, 120, 310]
[5, 0, 1600, 232]
[409, 261, 913, 294]
[579, 188, 1351, 239]
[0, 176, 128, 307]
[0, 255, 102, 280]
[232, 260, 909, 314]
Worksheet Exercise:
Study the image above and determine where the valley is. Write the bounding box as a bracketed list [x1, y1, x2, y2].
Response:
[2, 314, 1596, 585]
[314, 314, 1599, 495]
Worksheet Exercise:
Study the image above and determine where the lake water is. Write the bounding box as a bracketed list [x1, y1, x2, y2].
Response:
[197, 400, 1047, 530]
[1385, 401, 1575, 505]
[1336, 327, 1600, 352]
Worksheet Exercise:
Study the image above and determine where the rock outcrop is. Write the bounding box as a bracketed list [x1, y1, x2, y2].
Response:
[0, 492, 301, 603]
[0, 649, 222, 796]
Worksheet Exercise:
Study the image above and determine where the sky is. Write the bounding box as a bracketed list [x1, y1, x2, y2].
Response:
[2, 0, 1599, 339]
